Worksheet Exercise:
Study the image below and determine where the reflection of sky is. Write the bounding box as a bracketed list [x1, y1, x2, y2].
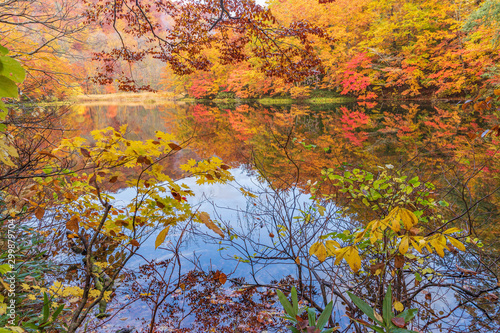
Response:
[112, 167, 297, 281]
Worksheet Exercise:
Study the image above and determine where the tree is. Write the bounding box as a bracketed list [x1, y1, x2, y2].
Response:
[84, 0, 328, 91]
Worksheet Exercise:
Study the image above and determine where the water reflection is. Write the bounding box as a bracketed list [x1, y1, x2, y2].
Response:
[66, 101, 500, 332]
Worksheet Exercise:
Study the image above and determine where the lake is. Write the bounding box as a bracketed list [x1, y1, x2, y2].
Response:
[60, 100, 500, 333]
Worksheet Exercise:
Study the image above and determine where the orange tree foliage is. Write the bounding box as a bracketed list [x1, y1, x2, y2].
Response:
[83, 0, 329, 92]
[0, 0, 88, 99]
[160, 0, 500, 99]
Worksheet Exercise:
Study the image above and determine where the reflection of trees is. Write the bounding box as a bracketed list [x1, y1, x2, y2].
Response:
[58, 101, 500, 331]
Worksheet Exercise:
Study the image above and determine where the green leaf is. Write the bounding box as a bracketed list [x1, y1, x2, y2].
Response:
[396, 308, 418, 323]
[316, 301, 333, 330]
[323, 329, 338, 333]
[438, 200, 449, 207]
[0, 56, 26, 83]
[42, 292, 50, 323]
[0, 76, 18, 98]
[0, 45, 8, 55]
[277, 289, 296, 317]
[288, 327, 300, 333]
[291, 287, 298, 315]
[308, 307, 316, 326]
[0, 264, 11, 274]
[347, 291, 379, 323]
[22, 323, 39, 330]
[383, 285, 394, 327]
[52, 304, 65, 320]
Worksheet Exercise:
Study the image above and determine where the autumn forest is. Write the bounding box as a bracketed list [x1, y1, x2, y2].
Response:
[1, 0, 500, 333]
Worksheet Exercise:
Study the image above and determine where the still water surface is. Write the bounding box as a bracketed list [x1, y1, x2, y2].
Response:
[68, 101, 500, 332]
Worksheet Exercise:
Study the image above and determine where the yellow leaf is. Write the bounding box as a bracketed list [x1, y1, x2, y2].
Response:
[334, 247, 348, 265]
[345, 247, 361, 272]
[309, 242, 321, 256]
[199, 212, 224, 238]
[400, 208, 418, 229]
[155, 226, 170, 249]
[399, 236, 409, 254]
[443, 227, 461, 234]
[374, 311, 383, 323]
[383, 207, 401, 233]
[315, 243, 327, 262]
[394, 301, 404, 312]
[431, 239, 445, 257]
[447, 237, 466, 251]
[410, 239, 423, 253]
[325, 240, 339, 256]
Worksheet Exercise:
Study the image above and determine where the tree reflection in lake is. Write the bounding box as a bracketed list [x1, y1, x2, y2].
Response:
[62, 101, 500, 332]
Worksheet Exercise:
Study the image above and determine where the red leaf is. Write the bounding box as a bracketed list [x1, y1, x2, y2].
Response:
[391, 317, 405, 328]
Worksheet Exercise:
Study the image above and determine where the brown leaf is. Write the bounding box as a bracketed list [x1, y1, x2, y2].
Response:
[456, 265, 478, 276]
[155, 200, 165, 209]
[409, 227, 420, 236]
[370, 263, 384, 275]
[89, 173, 96, 184]
[394, 255, 405, 269]
[152, 141, 160, 145]
[38, 150, 59, 160]
[80, 148, 91, 158]
[220, 164, 230, 170]
[171, 190, 182, 202]
[34, 206, 45, 220]
[484, 293, 499, 303]
[391, 317, 406, 328]
[307, 328, 320, 333]
[269, 232, 275, 238]
[115, 220, 128, 227]
[205, 174, 214, 180]
[130, 239, 140, 247]
[168, 143, 182, 151]
[109, 176, 118, 183]
[199, 212, 224, 238]
[66, 215, 80, 233]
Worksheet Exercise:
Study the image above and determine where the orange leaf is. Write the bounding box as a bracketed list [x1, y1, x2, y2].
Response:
[218, 272, 227, 284]
[199, 212, 224, 238]
[66, 215, 80, 233]
[34, 207, 45, 220]
[130, 239, 140, 247]
[168, 143, 182, 151]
